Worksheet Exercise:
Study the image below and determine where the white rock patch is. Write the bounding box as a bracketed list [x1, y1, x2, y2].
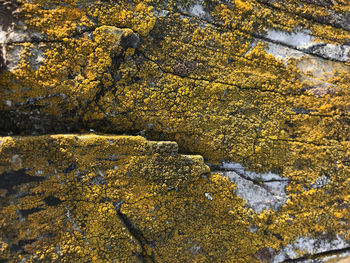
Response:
[205, 192, 213, 201]
[266, 42, 305, 61]
[189, 3, 206, 18]
[219, 162, 289, 213]
[267, 30, 314, 49]
[273, 235, 350, 262]
[265, 29, 350, 62]
[178, 1, 212, 22]
[222, 162, 286, 182]
[0, 29, 7, 44]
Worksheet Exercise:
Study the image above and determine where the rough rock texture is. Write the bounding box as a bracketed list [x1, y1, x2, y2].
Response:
[0, 0, 21, 71]
[0, 0, 350, 262]
[0, 135, 220, 262]
[0, 135, 349, 262]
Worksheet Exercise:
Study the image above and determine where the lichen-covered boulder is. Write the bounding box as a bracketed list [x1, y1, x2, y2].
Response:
[0, 134, 349, 262]
[0, 0, 350, 262]
[0, 0, 349, 167]
[0, 135, 245, 262]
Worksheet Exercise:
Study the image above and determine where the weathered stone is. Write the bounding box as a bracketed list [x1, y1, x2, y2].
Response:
[0, 0, 350, 262]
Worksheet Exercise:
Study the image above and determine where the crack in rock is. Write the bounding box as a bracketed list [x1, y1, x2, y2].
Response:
[211, 162, 289, 213]
[264, 29, 350, 62]
[114, 201, 156, 263]
[274, 235, 350, 263]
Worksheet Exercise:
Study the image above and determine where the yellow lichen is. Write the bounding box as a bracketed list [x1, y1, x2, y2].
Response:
[0, 0, 350, 261]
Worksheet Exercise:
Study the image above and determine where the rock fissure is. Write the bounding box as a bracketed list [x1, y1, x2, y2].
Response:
[1, 1, 350, 262]
[253, 32, 349, 62]
[256, 0, 350, 33]
[282, 246, 350, 262]
[139, 51, 305, 96]
[177, 8, 350, 62]
[114, 201, 156, 263]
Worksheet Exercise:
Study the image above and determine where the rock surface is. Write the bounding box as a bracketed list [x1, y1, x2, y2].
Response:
[0, 0, 349, 262]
